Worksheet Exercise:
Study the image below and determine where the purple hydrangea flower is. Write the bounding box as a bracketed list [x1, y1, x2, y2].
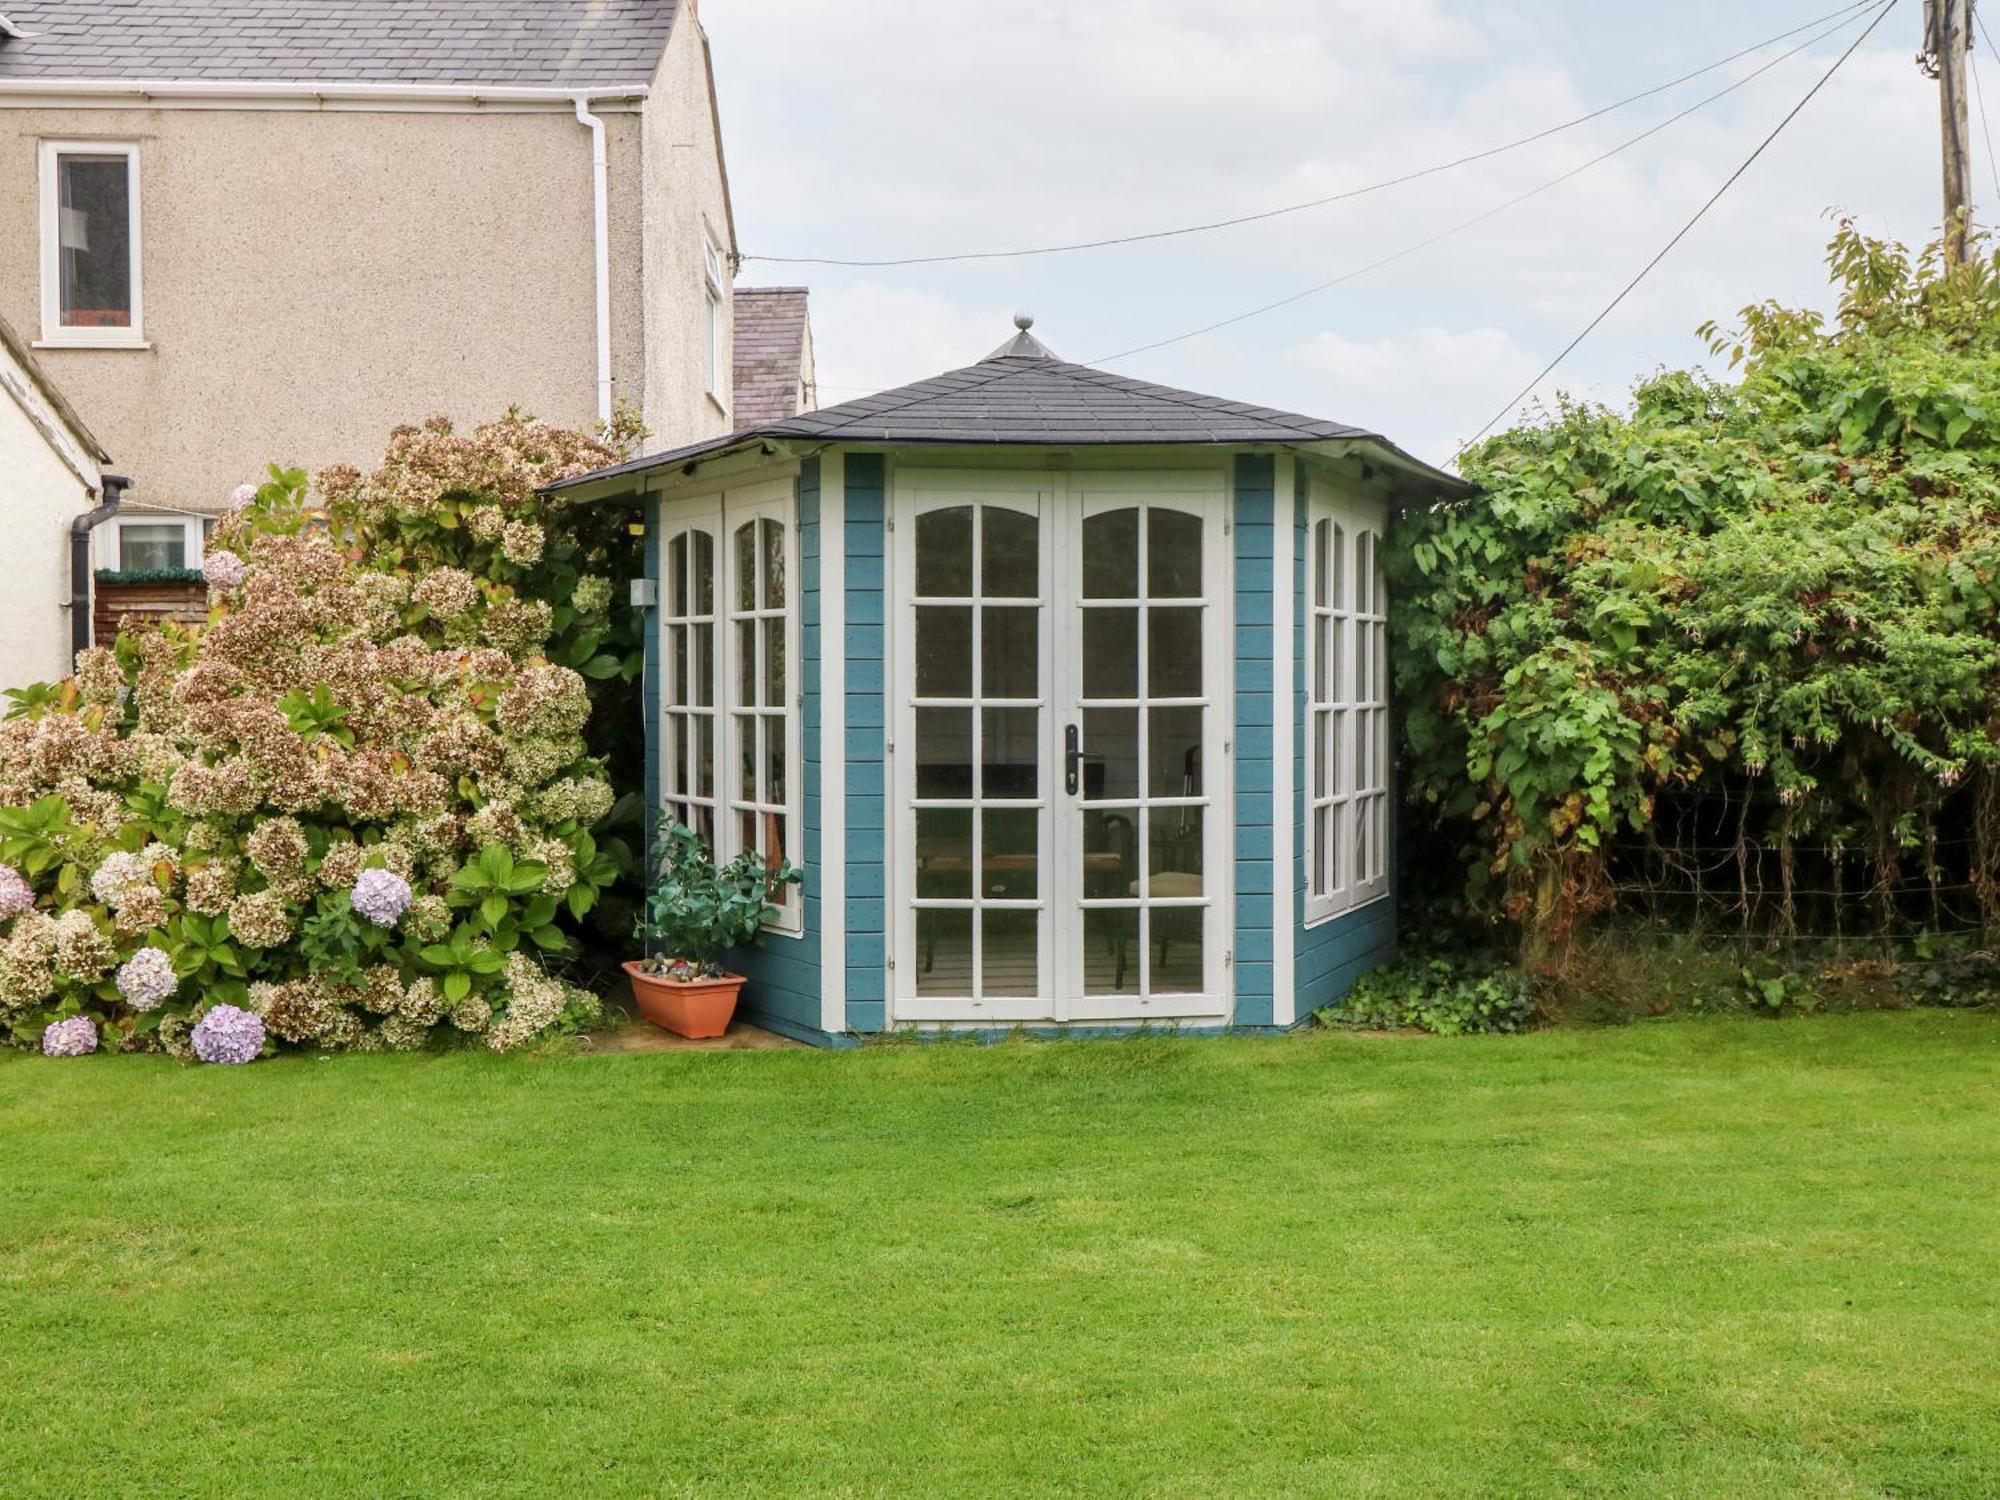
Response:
[202, 551, 247, 590]
[0, 863, 32, 921]
[226, 482, 259, 511]
[115, 946, 178, 1012]
[41, 1016, 98, 1058]
[192, 1004, 264, 1065]
[351, 868, 413, 929]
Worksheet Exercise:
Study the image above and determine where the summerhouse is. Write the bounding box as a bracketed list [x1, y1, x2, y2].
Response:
[549, 320, 1471, 1044]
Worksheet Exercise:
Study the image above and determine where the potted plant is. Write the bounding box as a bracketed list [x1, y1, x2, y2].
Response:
[625, 821, 802, 1038]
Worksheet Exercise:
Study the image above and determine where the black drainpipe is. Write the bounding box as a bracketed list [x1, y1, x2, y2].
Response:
[70, 473, 130, 662]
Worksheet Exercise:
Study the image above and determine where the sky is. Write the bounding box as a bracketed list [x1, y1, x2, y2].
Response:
[703, 0, 1965, 469]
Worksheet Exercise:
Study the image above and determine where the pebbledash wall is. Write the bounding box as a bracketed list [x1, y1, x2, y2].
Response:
[639, 448, 1397, 1045]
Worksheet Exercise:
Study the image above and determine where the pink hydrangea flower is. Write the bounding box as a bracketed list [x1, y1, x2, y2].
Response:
[115, 946, 178, 1012]
[0, 864, 32, 921]
[192, 1003, 264, 1064]
[41, 1016, 97, 1058]
[227, 482, 259, 511]
[202, 551, 247, 590]
[351, 869, 413, 928]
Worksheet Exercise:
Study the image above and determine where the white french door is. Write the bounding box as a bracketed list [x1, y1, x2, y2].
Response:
[891, 472, 1228, 1023]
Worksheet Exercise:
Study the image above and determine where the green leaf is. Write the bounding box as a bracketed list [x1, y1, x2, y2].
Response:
[442, 971, 472, 1002]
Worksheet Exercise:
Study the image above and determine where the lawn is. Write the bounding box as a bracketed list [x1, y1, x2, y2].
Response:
[3, 1013, 1997, 1498]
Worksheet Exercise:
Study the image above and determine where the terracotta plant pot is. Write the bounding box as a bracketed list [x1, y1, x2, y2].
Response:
[623, 960, 746, 1040]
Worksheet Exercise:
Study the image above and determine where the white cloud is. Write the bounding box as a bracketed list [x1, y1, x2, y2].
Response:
[799, 282, 1020, 397]
[1291, 325, 1543, 462]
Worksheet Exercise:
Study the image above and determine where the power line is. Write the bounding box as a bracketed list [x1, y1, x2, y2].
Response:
[1456, 0, 1900, 458]
[1973, 6, 2000, 212]
[742, 0, 1880, 269]
[1086, 1, 1879, 367]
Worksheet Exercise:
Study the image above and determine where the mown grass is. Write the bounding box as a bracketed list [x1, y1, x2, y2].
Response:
[2, 1011, 1997, 1497]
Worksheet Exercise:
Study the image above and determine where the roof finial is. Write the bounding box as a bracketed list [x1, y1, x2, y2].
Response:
[1014, 311, 1034, 332]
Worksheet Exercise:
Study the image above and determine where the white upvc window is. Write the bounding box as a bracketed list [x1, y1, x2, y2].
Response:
[39, 140, 145, 349]
[1306, 485, 1390, 924]
[658, 484, 801, 934]
[103, 514, 208, 573]
[702, 234, 727, 402]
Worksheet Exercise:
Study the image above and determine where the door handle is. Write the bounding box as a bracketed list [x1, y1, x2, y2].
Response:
[1065, 723, 1081, 796]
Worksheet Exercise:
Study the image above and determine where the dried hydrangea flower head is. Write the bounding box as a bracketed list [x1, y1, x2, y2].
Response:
[0, 864, 33, 922]
[192, 1003, 265, 1064]
[41, 1015, 98, 1058]
[115, 945, 178, 1012]
[351, 869, 413, 929]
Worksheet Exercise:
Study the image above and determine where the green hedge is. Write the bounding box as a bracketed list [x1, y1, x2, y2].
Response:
[94, 568, 207, 587]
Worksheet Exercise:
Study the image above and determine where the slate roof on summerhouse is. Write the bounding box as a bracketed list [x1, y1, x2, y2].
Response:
[732, 287, 812, 430]
[548, 324, 1472, 498]
[0, 0, 678, 86]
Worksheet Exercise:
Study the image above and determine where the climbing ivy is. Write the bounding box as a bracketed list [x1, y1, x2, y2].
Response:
[1394, 220, 2000, 962]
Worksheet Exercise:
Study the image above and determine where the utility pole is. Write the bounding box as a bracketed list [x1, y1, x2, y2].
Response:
[1922, 0, 1976, 263]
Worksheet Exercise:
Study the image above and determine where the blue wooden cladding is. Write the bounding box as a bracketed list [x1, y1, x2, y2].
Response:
[842, 454, 889, 1034]
[1233, 454, 1276, 1028]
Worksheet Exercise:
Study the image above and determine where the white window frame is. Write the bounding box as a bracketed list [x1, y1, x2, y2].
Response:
[702, 233, 726, 404]
[38, 139, 146, 350]
[656, 480, 803, 936]
[1305, 481, 1390, 925]
[101, 514, 206, 573]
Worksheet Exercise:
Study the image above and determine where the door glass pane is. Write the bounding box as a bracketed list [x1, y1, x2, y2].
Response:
[981, 707, 1038, 798]
[915, 708, 972, 798]
[736, 621, 756, 704]
[915, 607, 972, 696]
[671, 626, 688, 703]
[765, 714, 786, 802]
[736, 715, 756, 799]
[1148, 806, 1203, 896]
[735, 522, 756, 610]
[916, 506, 974, 596]
[981, 607, 1037, 699]
[982, 809, 1038, 896]
[1081, 609, 1137, 698]
[982, 507, 1037, 598]
[1082, 808, 1137, 893]
[764, 617, 785, 705]
[915, 809, 973, 897]
[693, 624, 714, 706]
[1084, 907, 1140, 995]
[695, 716, 714, 798]
[1147, 608, 1202, 698]
[1147, 707, 1202, 798]
[1313, 520, 1330, 608]
[693, 533, 714, 615]
[1082, 508, 1138, 598]
[1149, 914, 1203, 994]
[1082, 709, 1138, 801]
[58, 155, 132, 328]
[916, 908, 973, 996]
[762, 518, 785, 607]
[982, 909, 1038, 997]
[669, 534, 688, 615]
[1147, 509, 1202, 598]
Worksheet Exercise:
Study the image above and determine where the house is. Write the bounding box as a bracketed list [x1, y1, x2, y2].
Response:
[0, 307, 118, 689]
[0, 0, 756, 589]
[548, 319, 1471, 1043]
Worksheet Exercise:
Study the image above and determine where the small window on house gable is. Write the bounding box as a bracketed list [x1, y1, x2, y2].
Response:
[703, 234, 727, 402]
[1306, 484, 1390, 924]
[39, 141, 143, 348]
[109, 516, 205, 573]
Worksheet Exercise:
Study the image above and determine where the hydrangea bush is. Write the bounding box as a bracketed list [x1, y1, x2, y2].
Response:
[0, 411, 642, 1057]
